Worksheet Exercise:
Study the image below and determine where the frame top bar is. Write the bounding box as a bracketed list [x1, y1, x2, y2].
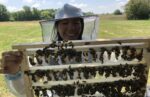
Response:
[12, 37, 150, 50]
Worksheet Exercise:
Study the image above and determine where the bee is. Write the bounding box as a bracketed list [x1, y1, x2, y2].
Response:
[129, 47, 136, 60]
[28, 56, 36, 66]
[33, 86, 41, 97]
[42, 88, 49, 97]
[82, 51, 89, 63]
[34, 70, 45, 82]
[36, 49, 43, 56]
[98, 66, 104, 76]
[75, 51, 82, 63]
[50, 41, 57, 48]
[62, 40, 68, 49]
[68, 41, 74, 48]
[35, 55, 43, 65]
[25, 71, 37, 82]
[117, 41, 122, 45]
[65, 85, 75, 96]
[82, 66, 90, 79]
[61, 69, 68, 80]
[68, 66, 74, 80]
[52, 70, 59, 81]
[104, 66, 112, 78]
[99, 47, 107, 64]
[89, 48, 97, 62]
[111, 46, 120, 60]
[136, 48, 143, 61]
[111, 66, 118, 77]
[57, 41, 62, 50]
[89, 67, 96, 78]
[77, 84, 84, 95]
[121, 46, 130, 60]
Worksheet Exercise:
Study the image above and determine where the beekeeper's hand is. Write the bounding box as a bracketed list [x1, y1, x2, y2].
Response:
[1, 51, 23, 74]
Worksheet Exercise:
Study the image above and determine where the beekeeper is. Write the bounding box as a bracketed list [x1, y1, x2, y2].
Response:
[1, 3, 99, 97]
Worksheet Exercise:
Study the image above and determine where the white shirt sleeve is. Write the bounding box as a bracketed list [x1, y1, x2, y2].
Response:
[5, 71, 26, 97]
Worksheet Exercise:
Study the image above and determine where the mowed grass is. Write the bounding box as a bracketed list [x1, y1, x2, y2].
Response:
[0, 21, 42, 53]
[0, 21, 42, 97]
[0, 16, 150, 97]
[100, 14, 150, 38]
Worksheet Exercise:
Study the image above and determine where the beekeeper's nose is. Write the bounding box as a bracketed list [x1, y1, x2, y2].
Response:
[68, 23, 75, 30]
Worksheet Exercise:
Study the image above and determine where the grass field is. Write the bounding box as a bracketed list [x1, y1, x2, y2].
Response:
[0, 15, 150, 97]
[0, 21, 42, 97]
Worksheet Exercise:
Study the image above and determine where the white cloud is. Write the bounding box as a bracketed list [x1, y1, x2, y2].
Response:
[97, 0, 127, 13]
[97, 5, 111, 13]
[32, 3, 40, 8]
[116, 0, 128, 8]
[98, 5, 108, 9]
[41, 0, 46, 4]
[70, 3, 87, 9]
[118, 1, 126, 6]
[0, 0, 7, 4]
[70, 0, 76, 3]
[116, 1, 127, 10]
[72, 3, 96, 13]
[7, 6, 22, 12]
[23, 0, 44, 8]
[97, 1, 128, 14]
[23, 0, 33, 3]
[57, 1, 63, 6]
[115, 0, 121, 1]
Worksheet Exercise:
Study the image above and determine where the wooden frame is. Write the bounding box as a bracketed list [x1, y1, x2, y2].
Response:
[10, 37, 150, 97]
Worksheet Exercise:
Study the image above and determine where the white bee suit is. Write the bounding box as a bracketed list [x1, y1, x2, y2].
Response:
[5, 71, 26, 97]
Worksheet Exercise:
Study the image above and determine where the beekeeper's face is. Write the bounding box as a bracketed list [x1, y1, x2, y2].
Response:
[58, 18, 82, 40]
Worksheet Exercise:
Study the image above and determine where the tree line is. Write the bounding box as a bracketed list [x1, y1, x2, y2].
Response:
[0, 4, 94, 21]
[113, 0, 150, 20]
[125, 0, 150, 20]
[0, 4, 57, 21]
[1, 0, 150, 21]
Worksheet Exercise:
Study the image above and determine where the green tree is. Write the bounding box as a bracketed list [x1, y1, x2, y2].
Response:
[0, 4, 9, 21]
[125, 0, 150, 20]
[23, 6, 32, 20]
[114, 9, 122, 15]
[12, 11, 25, 21]
[40, 9, 55, 19]
[83, 12, 94, 16]
[32, 7, 41, 20]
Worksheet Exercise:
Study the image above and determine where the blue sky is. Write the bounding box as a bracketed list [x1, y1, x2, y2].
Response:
[0, 0, 129, 14]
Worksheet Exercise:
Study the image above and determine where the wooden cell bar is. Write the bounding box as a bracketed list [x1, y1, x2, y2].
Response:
[12, 37, 150, 49]
[29, 61, 146, 71]
[25, 42, 147, 55]
[32, 76, 136, 87]
[9, 37, 150, 97]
